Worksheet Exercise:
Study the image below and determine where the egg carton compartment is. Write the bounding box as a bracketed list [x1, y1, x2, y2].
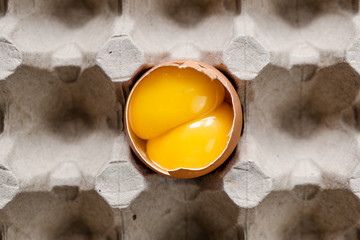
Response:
[1, 189, 118, 239]
[5, 0, 119, 60]
[222, 62, 360, 208]
[0, 0, 123, 87]
[126, 0, 238, 64]
[223, 0, 360, 80]
[115, 175, 244, 240]
[0, 64, 123, 191]
[245, 0, 357, 53]
[247, 187, 360, 239]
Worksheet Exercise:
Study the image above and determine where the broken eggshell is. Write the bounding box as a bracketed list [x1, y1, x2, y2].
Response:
[125, 59, 242, 179]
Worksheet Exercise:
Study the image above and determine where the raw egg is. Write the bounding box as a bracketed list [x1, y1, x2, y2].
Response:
[125, 59, 242, 178]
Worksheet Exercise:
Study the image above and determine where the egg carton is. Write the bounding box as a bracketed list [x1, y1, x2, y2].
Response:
[0, 0, 359, 239]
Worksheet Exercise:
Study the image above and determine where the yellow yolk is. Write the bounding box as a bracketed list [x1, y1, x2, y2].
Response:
[146, 103, 233, 170]
[128, 66, 225, 140]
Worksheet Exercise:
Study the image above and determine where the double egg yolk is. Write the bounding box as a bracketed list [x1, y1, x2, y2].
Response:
[128, 66, 233, 171]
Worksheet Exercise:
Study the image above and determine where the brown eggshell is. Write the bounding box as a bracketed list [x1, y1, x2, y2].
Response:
[125, 59, 243, 179]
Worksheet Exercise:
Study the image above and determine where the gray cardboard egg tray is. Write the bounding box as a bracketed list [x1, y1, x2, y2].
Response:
[0, 0, 359, 239]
